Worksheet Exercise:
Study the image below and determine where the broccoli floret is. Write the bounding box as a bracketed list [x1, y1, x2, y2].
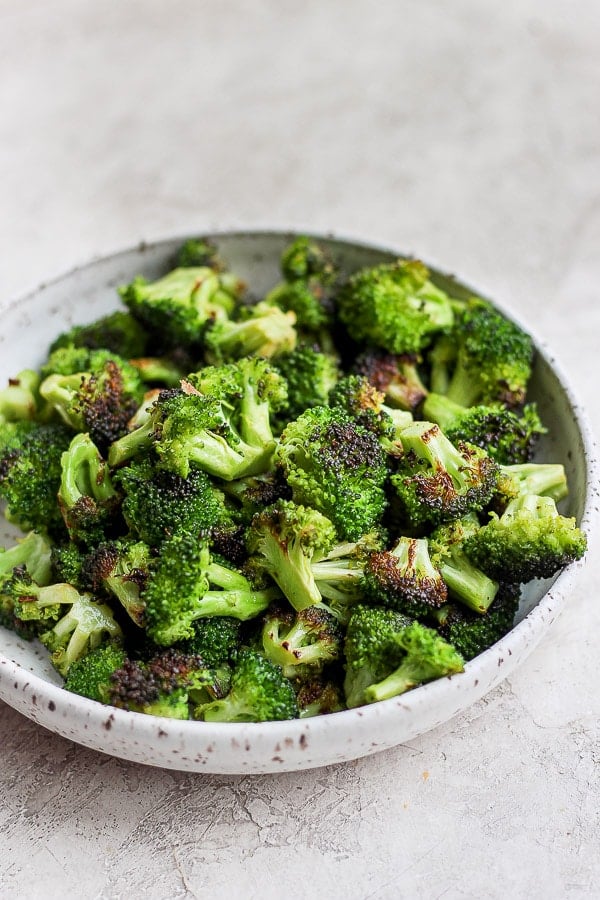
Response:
[443, 298, 534, 408]
[261, 603, 343, 675]
[49, 311, 149, 359]
[64, 643, 127, 702]
[129, 356, 186, 388]
[353, 349, 428, 412]
[177, 617, 242, 668]
[343, 604, 413, 708]
[390, 421, 499, 529]
[280, 236, 337, 283]
[198, 649, 298, 722]
[176, 237, 223, 270]
[247, 500, 336, 612]
[338, 260, 454, 355]
[0, 421, 72, 536]
[429, 515, 499, 614]
[364, 621, 464, 703]
[265, 238, 337, 338]
[296, 676, 345, 718]
[277, 406, 388, 541]
[119, 267, 243, 351]
[495, 463, 569, 506]
[222, 469, 292, 524]
[82, 540, 150, 626]
[38, 590, 122, 676]
[204, 301, 297, 363]
[422, 393, 545, 465]
[329, 374, 396, 439]
[309, 534, 382, 622]
[274, 344, 339, 424]
[463, 494, 587, 582]
[6, 570, 79, 624]
[143, 532, 276, 646]
[0, 370, 42, 423]
[115, 457, 230, 546]
[431, 584, 521, 660]
[0, 531, 53, 587]
[51, 543, 86, 589]
[362, 537, 448, 619]
[58, 434, 119, 546]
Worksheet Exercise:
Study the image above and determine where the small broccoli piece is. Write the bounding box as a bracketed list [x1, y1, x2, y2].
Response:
[198, 649, 298, 722]
[329, 375, 396, 439]
[222, 470, 292, 524]
[422, 393, 545, 465]
[0, 531, 53, 587]
[495, 463, 569, 505]
[261, 603, 342, 675]
[309, 534, 382, 622]
[176, 237, 223, 270]
[390, 421, 499, 529]
[204, 301, 297, 363]
[277, 406, 388, 541]
[143, 533, 276, 646]
[364, 621, 464, 703]
[51, 543, 86, 589]
[429, 515, 499, 614]
[463, 494, 587, 582]
[38, 591, 123, 676]
[296, 677, 345, 718]
[247, 500, 336, 612]
[443, 298, 534, 408]
[338, 260, 454, 355]
[274, 344, 339, 424]
[177, 617, 242, 668]
[82, 540, 150, 626]
[280, 236, 337, 283]
[115, 457, 230, 546]
[129, 356, 186, 388]
[343, 604, 413, 709]
[431, 583, 521, 660]
[119, 267, 243, 351]
[49, 311, 149, 359]
[362, 537, 448, 618]
[64, 644, 127, 702]
[58, 434, 119, 546]
[0, 370, 42, 423]
[354, 349, 428, 412]
[6, 569, 79, 624]
[0, 421, 72, 537]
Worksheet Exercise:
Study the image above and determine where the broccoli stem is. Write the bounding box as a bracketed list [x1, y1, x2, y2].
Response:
[501, 464, 568, 502]
[108, 419, 155, 467]
[194, 587, 278, 620]
[436, 548, 499, 614]
[421, 393, 466, 430]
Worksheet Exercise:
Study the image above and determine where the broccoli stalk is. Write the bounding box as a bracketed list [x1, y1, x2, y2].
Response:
[429, 516, 499, 614]
[0, 531, 53, 587]
[40, 593, 123, 676]
[0, 370, 41, 422]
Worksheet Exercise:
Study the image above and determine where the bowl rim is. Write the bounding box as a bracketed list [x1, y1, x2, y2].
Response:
[0, 228, 598, 767]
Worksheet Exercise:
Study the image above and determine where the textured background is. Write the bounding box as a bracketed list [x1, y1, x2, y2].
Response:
[1, 1, 600, 897]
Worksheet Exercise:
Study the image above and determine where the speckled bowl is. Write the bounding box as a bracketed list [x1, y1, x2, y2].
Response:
[0, 232, 596, 773]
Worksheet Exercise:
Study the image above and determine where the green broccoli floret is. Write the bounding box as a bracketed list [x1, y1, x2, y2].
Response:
[276, 406, 388, 541]
[177, 617, 242, 668]
[0, 533, 53, 636]
[280, 236, 337, 283]
[51, 543, 86, 588]
[353, 349, 428, 412]
[198, 649, 298, 722]
[429, 515, 499, 614]
[329, 375, 395, 439]
[129, 356, 186, 388]
[114, 456, 230, 546]
[343, 604, 413, 709]
[364, 621, 464, 703]
[0, 421, 73, 536]
[82, 540, 150, 626]
[309, 533, 382, 622]
[58, 433, 119, 546]
[274, 344, 339, 424]
[204, 301, 297, 363]
[38, 590, 122, 676]
[222, 470, 292, 524]
[0, 370, 42, 423]
[296, 677, 345, 717]
[265, 238, 337, 338]
[337, 259, 454, 355]
[49, 311, 149, 359]
[64, 643, 127, 702]
[422, 393, 545, 465]
[495, 463, 569, 506]
[247, 500, 336, 612]
[431, 583, 521, 660]
[442, 298, 534, 408]
[390, 421, 499, 529]
[176, 237, 223, 270]
[143, 533, 277, 646]
[362, 537, 448, 619]
[261, 603, 342, 675]
[119, 267, 243, 350]
[6, 569, 79, 624]
[463, 494, 587, 582]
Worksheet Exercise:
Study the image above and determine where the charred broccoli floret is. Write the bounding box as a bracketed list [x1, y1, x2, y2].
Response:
[197, 649, 298, 722]
[204, 301, 297, 363]
[431, 583, 521, 660]
[261, 603, 343, 675]
[296, 676, 345, 717]
[58, 434, 119, 546]
[343, 604, 413, 709]
[329, 375, 395, 439]
[353, 349, 428, 412]
[362, 537, 448, 618]
[429, 515, 499, 614]
[265, 237, 338, 335]
[49, 311, 149, 359]
[82, 539, 150, 626]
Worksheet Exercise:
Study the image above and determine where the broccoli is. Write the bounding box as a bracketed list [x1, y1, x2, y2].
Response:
[0, 370, 42, 423]
[176, 237, 223, 270]
[177, 616, 242, 668]
[64, 643, 127, 702]
[495, 462, 569, 506]
[51, 542, 86, 588]
[265, 237, 337, 335]
[276, 406, 388, 541]
[49, 310, 149, 359]
[82, 540, 150, 626]
[422, 393, 545, 465]
[390, 421, 499, 529]
[37, 589, 122, 676]
[431, 583, 521, 660]
[0, 421, 73, 536]
[280, 236, 337, 283]
[428, 515, 499, 614]
[442, 298, 534, 408]
[204, 301, 297, 363]
[0, 533, 53, 636]
[129, 356, 186, 388]
[343, 605, 413, 708]
[362, 537, 448, 618]
[296, 677, 345, 717]
[115, 456, 230, 546]
[329, 374, 396, 439]
[198, 649, 298, 722]
[353, 349, 428, 411]
[274, 344, 339, 423]
[58, 433, 119, 546]
[309, 534, 382, 621]
[247, 500, 336, 612]
[337, 259, 454, 355]
[222, 469, 292, 524]
[364, 621, 464, 703]
[463, 494, 587, 582]
[143, 532, 277, 646]
[261, 603, 343, 675]
[119, 266, 243, 351]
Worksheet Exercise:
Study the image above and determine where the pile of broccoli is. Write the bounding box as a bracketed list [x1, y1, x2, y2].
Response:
[0, 236, 587, 722]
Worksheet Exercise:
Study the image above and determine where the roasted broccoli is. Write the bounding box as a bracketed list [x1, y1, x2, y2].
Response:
[343, 604, 413, 708]
[204, 301, 297, 362]
[431, 583, 521, 660]
[261, 603, 343, 675]
[274, 344, 339, 422]
[353, 349, 428, 412]
[197, 649, 298, 722]
[58, 433, 119, 546]
[362, 537, 448, 618]
[49, 310, 148, 359]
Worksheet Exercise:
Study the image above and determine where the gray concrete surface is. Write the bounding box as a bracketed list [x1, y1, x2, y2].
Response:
[1, 1, 599, 897]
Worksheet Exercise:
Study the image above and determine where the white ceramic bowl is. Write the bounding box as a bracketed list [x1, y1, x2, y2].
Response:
[0, 232, 596, 773]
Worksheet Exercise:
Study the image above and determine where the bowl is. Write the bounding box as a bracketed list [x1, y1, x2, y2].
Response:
[0, 231, 596, 774]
